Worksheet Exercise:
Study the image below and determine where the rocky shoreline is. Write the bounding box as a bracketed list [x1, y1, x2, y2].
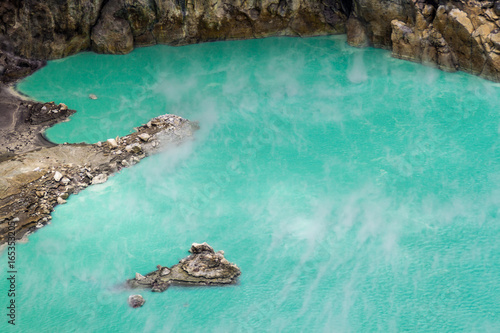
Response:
[0, 110, 197, 246]
[0, 40, 199, 247]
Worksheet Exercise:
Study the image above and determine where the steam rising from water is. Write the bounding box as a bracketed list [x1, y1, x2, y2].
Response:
[5, 36, 500, 332]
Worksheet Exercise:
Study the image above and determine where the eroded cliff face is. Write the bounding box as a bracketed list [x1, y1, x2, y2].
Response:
[0, 0, 347, 58]
[0, 0, 104, 59]
[347, 0, 500, 81]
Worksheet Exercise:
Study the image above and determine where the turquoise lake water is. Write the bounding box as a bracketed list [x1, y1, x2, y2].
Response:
[3, 35, 500, 331]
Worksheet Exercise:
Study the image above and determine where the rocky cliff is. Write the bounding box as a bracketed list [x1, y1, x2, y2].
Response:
[347, 0, 500, 81]
[0, 0, 347, 58]
[1, 0, 499, 80]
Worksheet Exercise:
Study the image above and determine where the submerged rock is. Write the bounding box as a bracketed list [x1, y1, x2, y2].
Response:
[128, 295, 145, 308]
[127, 243, 241, 292]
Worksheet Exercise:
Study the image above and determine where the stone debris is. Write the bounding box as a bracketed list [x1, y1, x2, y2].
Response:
[89, 94, 98, 100]
[106, 138, 118, 149]
[57, 197, 67, 204]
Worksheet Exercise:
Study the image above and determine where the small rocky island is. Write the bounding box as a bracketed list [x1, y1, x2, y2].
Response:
[127, 243, 241, 292]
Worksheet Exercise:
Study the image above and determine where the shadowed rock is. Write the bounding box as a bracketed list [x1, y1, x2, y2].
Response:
[127, 243, 241, 292]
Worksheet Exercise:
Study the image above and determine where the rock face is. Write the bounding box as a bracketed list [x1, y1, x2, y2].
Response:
[0, 37, 45, 84]
[127, 243, 241, 292]
[0, 0, 104, 60]
[347, 0, 500, 81]
[1, 0, 499, 81]
[0, 0, 348, 60]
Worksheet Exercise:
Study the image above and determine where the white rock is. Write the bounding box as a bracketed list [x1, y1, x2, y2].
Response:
[106, 138, 118, 149]
[138, 133, 151, 142]
[91, 174, 108, 185]
[59, 103, 68, 110]
[135, 273, 146, 281]
[160, 267, 171, 276]
[125, 143, 142, 154]
[57, 197, 67, 204]
[54, 171, 63, 182]
[61, 177, 71, 185]
[89, 94, 98, 100]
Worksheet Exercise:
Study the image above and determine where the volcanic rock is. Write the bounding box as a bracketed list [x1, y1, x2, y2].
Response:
[128, 295, 145, 308]
[127, 243, 241, 291]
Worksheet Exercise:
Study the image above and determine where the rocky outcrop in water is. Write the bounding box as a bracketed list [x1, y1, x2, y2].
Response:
[347, 0, 500, 81]
[0, 113, 197, 245]
[127, 243, 241, 292]
[1, 0, 347, 59]
[128, 294, 146, 308]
